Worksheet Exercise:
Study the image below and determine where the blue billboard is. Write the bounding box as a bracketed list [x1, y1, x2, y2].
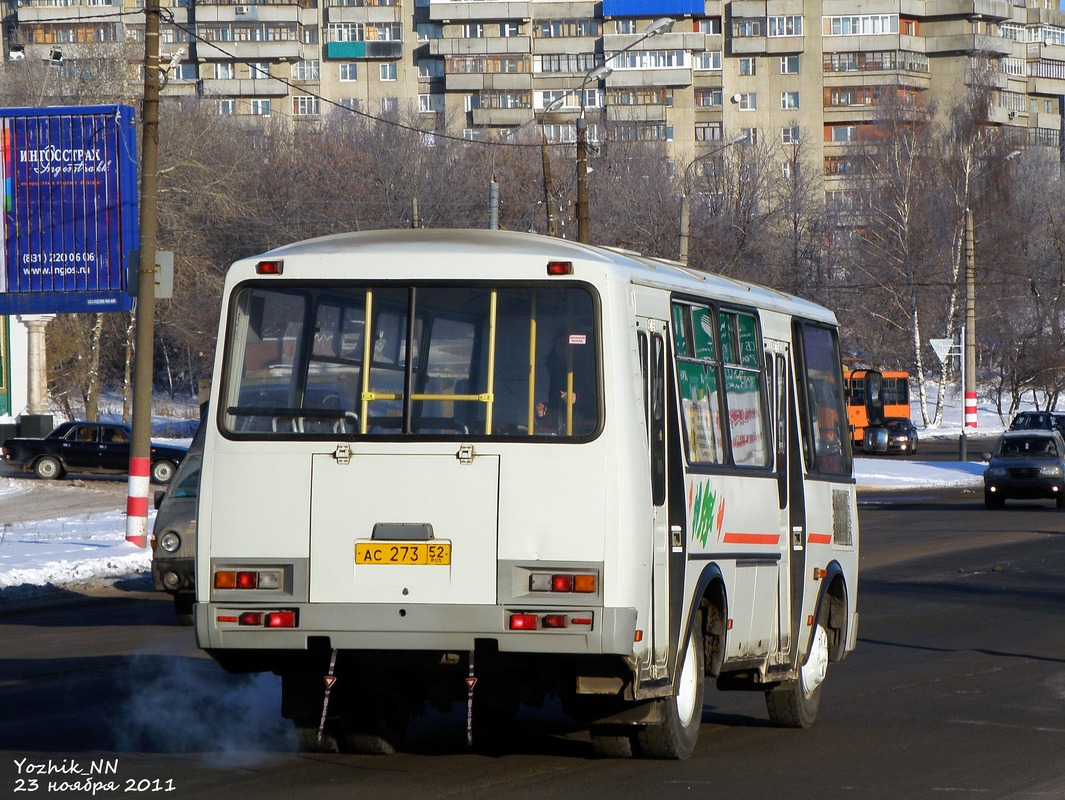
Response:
[603, 0, 704, 17]
[0, 105, 139, 315]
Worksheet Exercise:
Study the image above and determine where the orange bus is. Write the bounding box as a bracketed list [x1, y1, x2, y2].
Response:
[843, 370, 911, 446]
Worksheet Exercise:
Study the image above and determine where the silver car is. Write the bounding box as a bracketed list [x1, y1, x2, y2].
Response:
[983, 430, 1065, 510]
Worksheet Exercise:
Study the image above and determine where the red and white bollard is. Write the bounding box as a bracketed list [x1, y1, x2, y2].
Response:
[125, 456, 151, 548]
[965, 391, 978, 429]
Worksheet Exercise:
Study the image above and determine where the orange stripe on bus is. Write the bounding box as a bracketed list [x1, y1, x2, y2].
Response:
[722, 532, 781, 545]
[808, 533, 833, 545]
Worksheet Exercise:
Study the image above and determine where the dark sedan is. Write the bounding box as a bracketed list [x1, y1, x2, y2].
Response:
[862, 417, 919, 455]
[983, 430, 1065, 509]
[0, 421, 187, 484]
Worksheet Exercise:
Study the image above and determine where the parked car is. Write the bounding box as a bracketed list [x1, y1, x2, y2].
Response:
[0, 421, 187, 484]
[983, 429, 1065, 509]
[862, 417, 919, 455]
[151, 452, 200, 625]
[1008, 410, 1065, 438]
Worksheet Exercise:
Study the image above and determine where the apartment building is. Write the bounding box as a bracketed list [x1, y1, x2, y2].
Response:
[5, 0, 1065, 196]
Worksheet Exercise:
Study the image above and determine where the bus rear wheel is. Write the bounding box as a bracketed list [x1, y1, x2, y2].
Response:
[635, 621, 704, 760]
[765, 623, 829, 728]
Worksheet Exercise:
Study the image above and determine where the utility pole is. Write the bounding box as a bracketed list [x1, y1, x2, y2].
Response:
[126, 0, 162, 547]
[964, 208, 977, 432]
[540, 131, 557, 236]
[576, 117, 589, 243]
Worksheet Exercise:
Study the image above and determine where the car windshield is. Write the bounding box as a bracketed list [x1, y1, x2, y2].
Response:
[994, 436, 1058, 458]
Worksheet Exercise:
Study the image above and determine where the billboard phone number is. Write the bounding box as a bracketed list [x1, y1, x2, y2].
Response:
[21, 252, 97, 264]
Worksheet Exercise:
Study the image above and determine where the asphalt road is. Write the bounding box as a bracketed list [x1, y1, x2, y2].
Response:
[1, 486, 1064, 800]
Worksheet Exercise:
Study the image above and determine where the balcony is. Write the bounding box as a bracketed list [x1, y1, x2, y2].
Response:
[16, 2, 117, 23]
[324, 40, 403, 59]
[924, 33, 1014, 55]
[429, 36, 531, 56]
[444, 71, 531, 91]
[605, 68, 692, 89]
[327, 5, 402, 23]
[606, 104, 668, 123]
[201, 78, 293, 97]
[471, 106, 533, 126]
[924, 0, 1014, 19]
[197, 40, 305, 60]
[603, 31, 705, 53]
[427, 0, 530, 23]
[191, 4, 303, 23]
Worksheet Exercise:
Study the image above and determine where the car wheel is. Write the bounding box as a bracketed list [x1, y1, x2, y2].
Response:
[984, 492, 1004, 510]
[1057, 495, 1065, 510]
[34, 456, 64, 480]
[150, 459, 176, 484]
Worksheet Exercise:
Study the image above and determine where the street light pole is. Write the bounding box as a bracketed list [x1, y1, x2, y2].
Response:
[678, 132, 746, 264]
[964, 207, 977, 432]
[574, 17, 674, 244]
[126, 0, 162, 548]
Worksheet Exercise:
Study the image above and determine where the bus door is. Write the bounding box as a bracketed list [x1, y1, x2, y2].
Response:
[637, 316, 672, 675]
[766, 339, 799, 663]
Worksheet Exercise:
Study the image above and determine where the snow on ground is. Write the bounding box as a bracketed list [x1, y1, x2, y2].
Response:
[0, 390, 1022, 594]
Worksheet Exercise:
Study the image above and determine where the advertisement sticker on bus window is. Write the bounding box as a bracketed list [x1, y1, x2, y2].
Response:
[568, 334, 587, 345]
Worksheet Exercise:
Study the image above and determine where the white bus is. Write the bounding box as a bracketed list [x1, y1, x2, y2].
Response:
[194, 229, 859, 759]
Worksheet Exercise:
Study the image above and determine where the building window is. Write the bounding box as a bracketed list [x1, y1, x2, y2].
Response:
[780, 55, 799, 74]
[340, 63, 358, 81]
[217, 99, 235, 115]
[782, 125, 801, 144]
[292, 59, 319, 81]
[419, 93, 444, 113]
[250, 99, 271, 117]
[462, 23, 484, 38]
[768, 15, 803, 37]
[695, 88, 722, 107]
[781, 91, 800, 109]
[828, 124, 858, 142]
[695, 51, 722, 71]
[822, 15, 899, 36]
[536, 19, 601, 37]
[696, 121, 723, 141]
[381, 97, 399, 114]
[416, 23, 443, 41]
[499, 22, 520, 37]
[249, 62, 270, 79]
[339, 98, 360, 112]
[733, 18, 762, 38]
[214, 62, 234, 80]
[293, 96, 320, 116]
[694, 18, 722, 34]
[418, 58, 444, 79]
[739, 57, 757, 76]
[380, 63, 397, 81]
[615, 19, 637, 34]
[737, 92, 757, 111]
[742, 128, 758, 144]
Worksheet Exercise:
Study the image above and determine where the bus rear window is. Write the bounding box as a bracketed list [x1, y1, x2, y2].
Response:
[221, 283, 600, 439]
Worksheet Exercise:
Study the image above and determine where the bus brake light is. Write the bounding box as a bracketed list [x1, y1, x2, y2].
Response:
[267, 611, 297, 628]
[509, 614, 538, 630]
[256, 260, 284, 275]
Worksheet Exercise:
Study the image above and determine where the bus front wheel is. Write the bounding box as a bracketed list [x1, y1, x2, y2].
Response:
[765, 622, 829, 728]
[635, 620, 704, 760]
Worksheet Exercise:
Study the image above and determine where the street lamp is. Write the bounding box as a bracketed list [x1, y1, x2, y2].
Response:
[575, 16, 675, 243]
[678, 133, 746, 264]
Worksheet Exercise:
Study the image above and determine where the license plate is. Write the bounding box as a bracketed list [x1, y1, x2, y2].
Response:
[355, 541, 451, 566]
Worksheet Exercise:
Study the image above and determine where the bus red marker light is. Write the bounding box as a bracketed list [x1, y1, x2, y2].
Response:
[256, 260, 283, 275]
[551, 574, 573, 592]
[267, 611, 297, 628]
[239, 612, 263, 626]
[217, 615, 238, 624]
[509, 614, 538, 630]
[546, 261, 573, 276]
[542, 615, 567, 628]
[236, 571, 258, 589]
[571, 617, 593, 626]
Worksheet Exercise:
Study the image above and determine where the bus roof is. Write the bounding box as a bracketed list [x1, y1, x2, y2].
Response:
[236, 228, 837, 325]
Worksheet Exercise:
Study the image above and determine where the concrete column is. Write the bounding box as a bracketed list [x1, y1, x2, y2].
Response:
[17, 314, 53, 415]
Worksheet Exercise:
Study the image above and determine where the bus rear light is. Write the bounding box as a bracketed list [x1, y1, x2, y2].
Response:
[542, 615, 567, 629]
[546, 260, 573, 276]
[239, 612, 263, 626]
[529, 572, 598, 593]
[214, 571, 237, 590]
[571, 617, 593, 626]
[236, 571, 258, 589]
[509, 614, 538, 630]
[551, 574, 573, 592]
[267, 611, 297, 628]
[256, 259, 283, 275]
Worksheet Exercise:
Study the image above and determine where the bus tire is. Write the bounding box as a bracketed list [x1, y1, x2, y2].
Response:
[635, 621, 704, 760]
[293, 720, 339, 753]
[765, 622, 829, 728]
[589, 726, 636, 758]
